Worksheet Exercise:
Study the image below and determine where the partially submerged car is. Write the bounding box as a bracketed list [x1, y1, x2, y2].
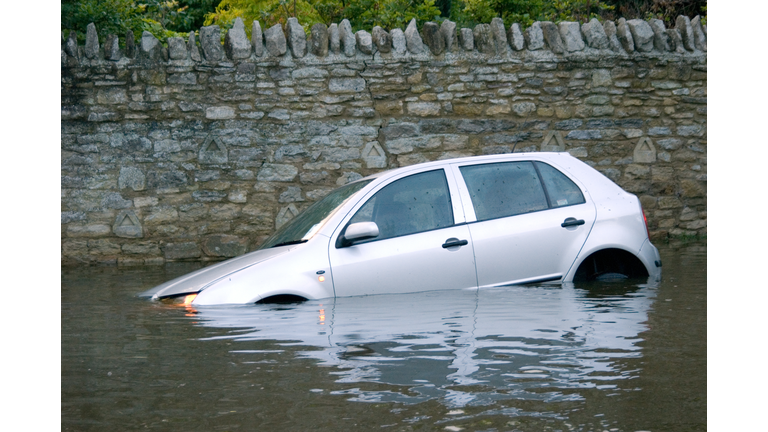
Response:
[141, 153, 661, 305]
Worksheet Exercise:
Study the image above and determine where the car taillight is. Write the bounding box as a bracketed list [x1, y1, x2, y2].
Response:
[641, 204, 650, 240]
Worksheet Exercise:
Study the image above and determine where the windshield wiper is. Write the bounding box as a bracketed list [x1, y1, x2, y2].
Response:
[270, 239, 308, 248]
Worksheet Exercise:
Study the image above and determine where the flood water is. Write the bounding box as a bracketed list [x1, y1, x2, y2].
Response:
[62, 242, 705, 432]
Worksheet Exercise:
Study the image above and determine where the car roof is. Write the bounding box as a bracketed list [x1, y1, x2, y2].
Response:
[357, 152, 582, 182]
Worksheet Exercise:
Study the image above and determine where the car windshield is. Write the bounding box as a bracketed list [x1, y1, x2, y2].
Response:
[259, 180, 373, 249]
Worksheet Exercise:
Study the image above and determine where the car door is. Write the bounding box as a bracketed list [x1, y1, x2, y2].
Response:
[451, 160, 596, 287]
[328, 168, 478, 297]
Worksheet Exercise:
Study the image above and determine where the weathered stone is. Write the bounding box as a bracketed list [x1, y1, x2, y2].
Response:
[225, 17, 251, 59]
[540, 22, 564, 54]
[627, 19, 654, 52]
[541, 130, 565, 151]
[166, 37, 186, 60]
[199, 136, 229, 164]
[390, 28, 406, 54]
[200, 25, 224, 61]
[675, 15, 695, 51]
[473, 24, 494, 54]
[524, 22, 545, 51]
[286, 17, 307, 58]
[85, 23, 100, 59]
[104, 34, 121, 60]
[440, 20, 458, 51]
[163, 242, 201, 260]
[372, 26, 391, 53]
[558, 22, 585, 52]
[592, 69, 612, 87]
[264, 24, 287, 57]
[340, 19, 356, 56]
[422, 22, 444, 55]
[205, 106, 235, 120]
[512, 102, 536, 117]
[329, 23, 340, 54]
[102, 192, 132, 209]
[310, 23, 329, 56]
[581, 18, 609, 49]
[691, 15, 707, 51]
[405, 19, 425, 54]
[490, 17, 509, 54]
[634, 137, 657, 163]
[258, 164, 298, 182]
[329, 78, 366, 93]
[202, 234, 248, 257]
[113, 210, 143, 238]
[616, 18, 635, 53]
[667, 28, 686, 54]
[252, 21, 264, 56]
[355, 30, 374, 55]
[603, 21, 623, 51]
[140, 31, 162, 60]
[459, 28, 474, 51]
[188, 31, 201, 61]
[65, 30, 79, 59]
[507, 23, 525, 51]
[649, 19, 671, 52]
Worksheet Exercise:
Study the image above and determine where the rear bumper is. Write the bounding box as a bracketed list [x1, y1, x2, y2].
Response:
[639, 239, 662, 283]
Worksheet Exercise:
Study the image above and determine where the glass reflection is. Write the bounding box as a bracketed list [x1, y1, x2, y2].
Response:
[191, 282, 656, 408]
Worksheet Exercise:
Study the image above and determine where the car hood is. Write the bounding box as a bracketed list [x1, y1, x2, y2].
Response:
[139, 247, 291, 299]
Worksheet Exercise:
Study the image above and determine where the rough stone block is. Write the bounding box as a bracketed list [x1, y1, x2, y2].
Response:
[422, 22, 445, 55]
[329, 78, 366, 93]
[258, 164, 298, 182]
[634, 137, 657, 163]
[372, 26, 391, 53]
[188, 31, 202, 61]
[649, 19, 671, 51]
[675, 15, 695, 51]
[265, 24, 287, 57]
[540, 22, 564, 53]
[524, 22, 545, 51]
[490, 17, 509, 54]
[329, 23, 340, 54]
[199, 136, 229, 164]
[603, 21, 623, 51]
[440, 20, 458, 51]
[104, 34, 121, 60]
[113, 210, 143, 238]
[581, 18, 609, 49]
[473, 24, 494, 54]
[85, 23, 100, 59]
[200, 25, 224, 61]
[405, 19, 425, 54]
[286, 17, 307, 58]
[310, 23, 329, 56]
[559, 21, 585, 52]
[252, 21, 264, 56]
[167, 37, 187, 60]
[627, 19, 654, 52]
[202, 234, 248, 257]
[225, 17, 251, 59]
[356, 30, 374, 55]
[459, 28, 474, 51]
[163, 242, 201, 260]
[508, 23, 525, 51]
[140, 31, 162, 60]
[691, 15, 707, 51]
[340, 19, 356, 56]
[616, 18, 635, 53]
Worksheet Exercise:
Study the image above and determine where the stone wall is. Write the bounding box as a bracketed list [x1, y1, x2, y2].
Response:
[61, 16, 707, 265]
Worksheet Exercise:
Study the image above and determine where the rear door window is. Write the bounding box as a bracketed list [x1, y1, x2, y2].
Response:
[459, 162, 548, 221]
[534, 162, 586, 208]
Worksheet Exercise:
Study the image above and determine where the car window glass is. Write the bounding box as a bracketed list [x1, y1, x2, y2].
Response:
[459, 162, 548, 221]
[535, 162, 586, 208]
[348, 170, 454, 242]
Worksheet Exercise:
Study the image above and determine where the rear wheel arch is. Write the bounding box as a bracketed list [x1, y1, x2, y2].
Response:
[572, 248, 649, 282]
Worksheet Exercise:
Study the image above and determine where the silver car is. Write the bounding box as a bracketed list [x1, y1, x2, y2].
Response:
[141, 153, 662, 305]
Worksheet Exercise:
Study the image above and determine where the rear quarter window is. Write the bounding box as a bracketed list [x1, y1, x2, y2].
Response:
[534, 162, 586, 208]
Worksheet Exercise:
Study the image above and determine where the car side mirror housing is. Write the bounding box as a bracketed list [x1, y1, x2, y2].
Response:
[337, 222, 379, 248]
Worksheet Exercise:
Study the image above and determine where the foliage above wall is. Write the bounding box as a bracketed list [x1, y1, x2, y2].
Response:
[62, 0, 706, 44]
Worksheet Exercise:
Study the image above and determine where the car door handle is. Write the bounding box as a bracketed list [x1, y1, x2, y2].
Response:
[442, 238, 469, 249]
[561, 217, 585, 228]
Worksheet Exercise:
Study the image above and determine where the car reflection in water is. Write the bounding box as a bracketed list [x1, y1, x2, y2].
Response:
[184, 280, 657, 408]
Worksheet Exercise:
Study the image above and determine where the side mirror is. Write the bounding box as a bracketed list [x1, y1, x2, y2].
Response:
[337, 222, 379, 248]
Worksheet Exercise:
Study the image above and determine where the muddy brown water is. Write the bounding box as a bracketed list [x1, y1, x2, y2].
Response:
[62, 241, 705, 431]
